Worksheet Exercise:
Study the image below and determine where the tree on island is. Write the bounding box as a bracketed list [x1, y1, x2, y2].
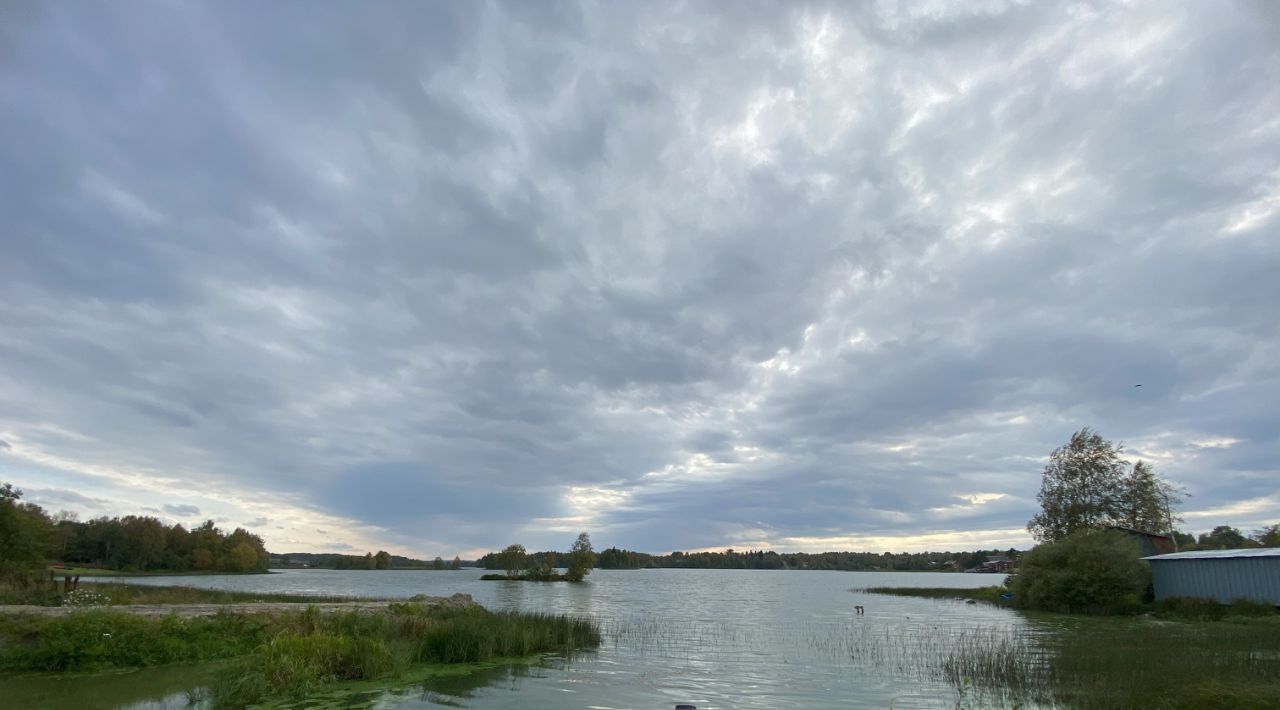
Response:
[432, 556, 445, 570]
[566, 531, 596, 582]
[1028, 428, 1184, 543]
[497, 543, 527, 577]
[374, 550, 392, 570]
[526, 551, 556, 580]
[450, 556, 462, 570]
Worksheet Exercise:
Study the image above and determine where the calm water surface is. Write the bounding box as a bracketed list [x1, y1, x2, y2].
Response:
[10, 568, 1038, 709]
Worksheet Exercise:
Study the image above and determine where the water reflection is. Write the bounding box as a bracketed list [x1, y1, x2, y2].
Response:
[0, 664, 216, 710]
[31, 569, 1031, 709]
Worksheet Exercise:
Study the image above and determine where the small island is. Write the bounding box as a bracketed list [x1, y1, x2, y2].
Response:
[478, 533, 596, 582]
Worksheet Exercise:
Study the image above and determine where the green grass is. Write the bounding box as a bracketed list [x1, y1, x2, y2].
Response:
[1153, 596, 1280, 622]
[479, 573, 573, 582]
[0, 603, 600, 709]
[858, 588, 1280, 708]
[0, 610, 269, 672]
[208, 604, 600, 708]
[858, 585, 1009, 605]
[48, 566, 265, 578]
[0, 581, 375, 607]
[1045, 617, 1280, 709]
[82, 583, 374, 606]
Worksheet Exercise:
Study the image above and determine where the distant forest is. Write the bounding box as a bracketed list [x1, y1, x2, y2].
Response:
[477, 547, 1015, 572]
[54, 515, 270, 574]
[271, 551, 465, 570]
[592, 547, 1014, 571]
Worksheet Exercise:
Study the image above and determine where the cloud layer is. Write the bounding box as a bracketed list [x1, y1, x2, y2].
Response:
[2, 1, 1277, 556]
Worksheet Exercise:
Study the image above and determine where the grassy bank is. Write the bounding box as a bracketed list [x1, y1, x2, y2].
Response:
[0, 603, 600, 708]
[1, 582, 373, 607]
[857, 585, 1009, 605]
[47, 566, 269, 578]
[479, 573, 574, 582]
[0, 610, 267, 672]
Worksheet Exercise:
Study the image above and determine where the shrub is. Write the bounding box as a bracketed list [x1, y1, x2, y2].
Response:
[1009, 528, 1149, 614]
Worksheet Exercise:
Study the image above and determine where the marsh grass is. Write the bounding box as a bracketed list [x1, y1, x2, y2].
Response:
[1046, 617, 1280, 709]
[0, 601, 599, 709]
[857, 586, 1009, 605]
[479, 573, 573, 581]
[884, 615, 1280, 709]
[209, 604, 600, 708]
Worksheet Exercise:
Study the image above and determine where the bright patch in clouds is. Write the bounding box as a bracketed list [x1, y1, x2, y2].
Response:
[1, 1, 1276, 556]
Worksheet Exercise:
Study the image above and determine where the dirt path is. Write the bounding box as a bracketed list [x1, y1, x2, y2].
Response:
[0, 593, 478, 618]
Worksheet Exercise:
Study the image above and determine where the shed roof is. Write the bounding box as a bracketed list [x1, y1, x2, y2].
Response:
[1142, 548, 1280, 561]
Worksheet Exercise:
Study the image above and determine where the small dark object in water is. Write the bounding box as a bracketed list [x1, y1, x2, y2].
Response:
[966, 599, 978, 604]
[854, 605, 864, 614]
[676, 705, 697, 710]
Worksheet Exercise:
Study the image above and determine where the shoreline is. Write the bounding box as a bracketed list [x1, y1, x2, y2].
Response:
[0, 593, 477, 618]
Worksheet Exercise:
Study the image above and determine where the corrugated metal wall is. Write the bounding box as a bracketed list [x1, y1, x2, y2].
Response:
[1149, 557, 1280, 604]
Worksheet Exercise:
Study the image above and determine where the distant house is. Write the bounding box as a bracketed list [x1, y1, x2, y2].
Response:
[981, 556, 1015, 573]
[1143, 548, 1280, 605]
[1108, 526, 1177, 557]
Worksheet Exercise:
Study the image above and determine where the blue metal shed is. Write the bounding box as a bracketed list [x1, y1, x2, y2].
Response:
[1142, 548, 1280, 605]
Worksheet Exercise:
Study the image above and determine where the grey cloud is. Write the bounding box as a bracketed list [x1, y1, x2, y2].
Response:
[1, 1, 1276, 554]
[164, 504, 201, 517]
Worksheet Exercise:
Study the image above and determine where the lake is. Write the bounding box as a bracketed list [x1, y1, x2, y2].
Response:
[6, 568, 1040, 709]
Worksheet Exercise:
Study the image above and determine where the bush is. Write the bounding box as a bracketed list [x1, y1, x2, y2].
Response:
[1010, 529, 1149, 614]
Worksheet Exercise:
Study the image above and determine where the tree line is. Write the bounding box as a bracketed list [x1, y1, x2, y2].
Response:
[594, 547, 1017, 571]
[272, 551, 465, 570]
[1, 482, 270, 578]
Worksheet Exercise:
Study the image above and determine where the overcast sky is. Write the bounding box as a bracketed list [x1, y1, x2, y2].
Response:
[1, 1, 1277, 559]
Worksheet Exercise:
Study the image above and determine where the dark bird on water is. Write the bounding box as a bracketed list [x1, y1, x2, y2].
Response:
[1134, 384, 1142, 387]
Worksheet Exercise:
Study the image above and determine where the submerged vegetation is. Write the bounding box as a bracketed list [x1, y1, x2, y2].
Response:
[0, 603, 600, 708]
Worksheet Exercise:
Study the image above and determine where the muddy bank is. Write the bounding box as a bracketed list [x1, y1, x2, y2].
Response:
[0, 592, 478, 618]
